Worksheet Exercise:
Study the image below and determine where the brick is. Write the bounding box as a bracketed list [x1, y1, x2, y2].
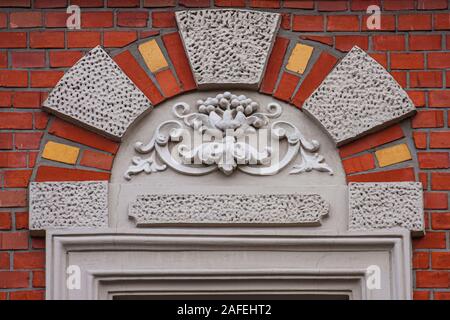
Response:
[431, 172, 450, 190]
[0, 51, 6, 68]
[413, 291, 430, 300]
[67, 31, 101, 48]
[0, 0, 30, 7]
[292, 15, 324, 32]
[424, 192, 448, 210]
[107, 0, 139, 7]
[346, 167, 415, 183]
[409, 35, 441, 51]
[413, 252, 429, 269]
[0, 271, 29, 288]
[13, 92, 41, 108]
[249, 0, 280, 8]
[15, 212, 28, 230]
[32, 270, 45, 288]
[81, 12, 114, 28]
[143, 0, 176, 6]
[113, 50, 164, 105]
[317, 1, 347, 11]
[10, 290, 44, 300]
[14, 252, 45, 269]
[410, 71, 443, 88]
[335, 35, 368, 52]
[0, 151, 27, 168]
[383, 0, 414, 10]
[413, 132, 427, 149]
[375, 144, 412, 167]
[327, 15, 360, 31]
[117, 11, 149, 27]
[34, 112, 49, 130]
[0, 133, 13, 149]
[280, 13, 291, 30]
[431, 212, 450, 229]
[391, 71, 407, 88]
[31, 71, 64, 88]
[390, 53, 424, 70]
[260, 36, 289, 94]
[416, 271, 449, 288]
[0, 70, 28, 87]
[29, 151, 38, 167]
[140, 30, 160, 39]
[30, 31, 64, 49]
[419, 171, 428, 189]
[11, 52, 45, 68]
[35, 166, 110, 182]
[398, 14, 432, 31]
[152, 11, 176, 28]
[0, 112, 32, 129]
[0, 231, 28, 250]
[342, 153, 375, 175]
[104, 31, 137, 48]
[214, 0, 246, 7]
[32, 237, 45, 249]
[300, 35, 333, 46]
[0, 91, 12, 107]
[162, 32, 197, 92]
[412, 110, 444, 128]
[428, 53, 450, 69]
[42, 141, 80, 165]
[80, 149, 114, 171]
[0, 252, 8, 269]
[372, 35, 405, 51]
[430, 131, 450, 149]
[429, 91, 450, 107]
[418, 152, 450, 169]
[418, 0, 448, 9]
[362, 14, 395, 31]
[35, 0, 67, 8]
[273, 72, 300, 102]
[292, 52, 338, 108]
[49, 119, 119, 154]
[432, 252, 450, 269]
[44, 12, 69, 27]
[286, 44, 313, 74]
[0, 212, 11, 230]
[139, 39, 168, 73]
[414, 232, 447, 249]
[0, 32, 26, 48]
[283, 1, 314, 9]
[10, 11, 42, 28]
[155, 69, 182, 98]
[435, 13, 450, 30]
[407, 91, 426, 108]
[435, 292, 450, 300]
[14, 132, 43, 150]
[179, 0, 210, 7]
[0, 12, 5, 28]
[49, 51, 83, 68]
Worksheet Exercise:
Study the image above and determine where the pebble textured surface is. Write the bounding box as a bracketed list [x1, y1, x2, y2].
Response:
[303, 46, 415, 146]
[349, 182, 424, 235]
[29, 181, 108, 231]
[129, 193, 329, 226]
[43, 46, 152, 140]
[176, 9, 280, 88]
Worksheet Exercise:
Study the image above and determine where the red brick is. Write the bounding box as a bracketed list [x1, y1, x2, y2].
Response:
[418, 152, 450, 169]
[140, 30, 160, 39]
[162, 32, 197, 92]
[0, 112, 32, 129]
[412, 110, 444, 128]
[300, 35, 333, 46]
[10, 290, 44, 300]
[67, 31, 101, 48]
[0, 212, 11, 230]
[391, 53, 424, 70]
[30, 31, 64, 49]
[409, 35, 442, 51]
[350, 0, 381, 11]
[369, 53, 388, 69]
[104, 31, 137, 48]
[413, 291, 430, 300]
[44, 12, 69, 27]
[32, 270, 45, 288]
[0, 231, 28, 249]
[432, 252, 450, 269]
[430, 131, 450, 149]
[429, 91, 450, 107]
[11, 52, 45, 68]
[15, 212, 28, 230]
[117, 11, 149, 27]
[391, 71, 407, 88]
[273, 72, 300, 102]
[152, 11, 176, 28]
[431, 212, 450, 230]
[447, 71, 450, 88]
[0, 271, 29, 288]
[35, 166, 110, 182]
[80, 150, 114, 171]
[12, 91, 41, 108]
[0, 133, 13, 149]
[0, 12, 5, 28]
[292, 52, 338, 108]
[10, 11, 41, 28]
[49, 51, 83, 68]
[0, 51, 6, 68]
[179, 0, 210, 6]
[14, 251, 45, 269]
[214, 0, 246, 6]
[0, 70, 28, 87]
[414, 232, 447, 249]
[155, 69, 182, 98]
[34, 112, 49, 130]
[113, 50, 164, 105]
[107, 0, 139, 7]
[0, 32, 26, 48]
[260, 36, 289, 94]
[435, 13, 450, 30]
[81, 12, 114, 28]
[383, 0, 414, 10]
[71, 0, 104, 7]
[398, 14, 432, 31]
[335, 35, 368, 52]
[407, 91, 426, 108]
[362, 14, 396, 31]
[428, 53, 450, 69]
[249, 0, 280, 8]
[31, 237, 45, 249]
[0, 91, 12, 107]
[372, 35, 405, 51]
[416, 271, 449, 288]
[143, 0, 176, 6]
[317, 1, 346, 11]
[280, 13, 291, 30]
[431, 172, 450, 190]
[413, 252, 429, 269]
[14, 132, 42, 150]
[49, 119, 119, 154]
[0, 0, 30, 7]
[435, 292, 450, 300]
[0, 252, 9, 269]
[0, 151, 27, 168]
[424, 192, 448, 209]
[31, 71, 64, 88]
[327, 15, 360, 31]
[35, 0, 67, 8]
[28, 151, 38, 167]
[418, 0, 448, 9]
[342, 153, 375, 175]
[346, 167, 415, 183]
[293, 15, 324, 32]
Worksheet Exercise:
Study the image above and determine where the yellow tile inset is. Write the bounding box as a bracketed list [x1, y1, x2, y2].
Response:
[375, 144, 412, 167]
[138, 39, 168, 73]
[286, 43, 314, 74]
[42, 141, 80, 165]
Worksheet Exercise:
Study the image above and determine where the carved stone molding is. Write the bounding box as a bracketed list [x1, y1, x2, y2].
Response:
[129, 193, 329, 226]
[348, 182, 424, 236]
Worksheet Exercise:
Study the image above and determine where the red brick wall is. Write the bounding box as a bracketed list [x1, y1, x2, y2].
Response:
[0, 0, 449, 300]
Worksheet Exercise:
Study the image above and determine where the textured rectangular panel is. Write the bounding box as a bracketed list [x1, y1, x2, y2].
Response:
[29, 181, 108, 231]
[176, 9, 280, 89]
[42, 141, 80, 165]
[286, 43, 314, 74]
[349, 182, 424, 236]
[375, 143, 412, 167]
[129, 193, 329, 226]
[43, 46, 152, 140]
[138, 39, 168, 73]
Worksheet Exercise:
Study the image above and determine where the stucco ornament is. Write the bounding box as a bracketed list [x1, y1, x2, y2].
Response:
[124, 92, 333, 179]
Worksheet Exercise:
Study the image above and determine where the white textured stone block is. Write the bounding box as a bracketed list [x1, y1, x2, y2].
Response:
[303, 46, 416, 146]
[176, 9, 280, 89]
[29, 181, 109, 232]
[349, 182, 424, 236]
[43, 46, 152, 141]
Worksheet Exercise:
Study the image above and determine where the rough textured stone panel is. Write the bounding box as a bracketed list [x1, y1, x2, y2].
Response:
[303, 46, 416, 146]
[176, 9, 280, 88]
[129, 193, 329, 226]
[29, 181, 108, 231]
[349, 182, 424, 235]
[43, 46, 152, 141]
